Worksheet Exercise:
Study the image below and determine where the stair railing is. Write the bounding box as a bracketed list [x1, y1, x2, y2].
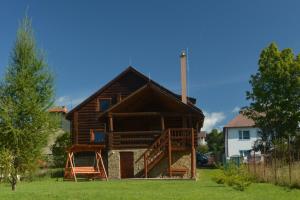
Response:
[142, 129, 169, 177]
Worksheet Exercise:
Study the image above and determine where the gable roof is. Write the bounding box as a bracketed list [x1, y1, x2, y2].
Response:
[66, 66, 196, 119]
[99, 82, 204, 119]
[224, 113, 255, 128]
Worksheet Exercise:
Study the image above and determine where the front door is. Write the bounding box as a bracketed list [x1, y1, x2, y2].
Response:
[120, 152, 134, 178]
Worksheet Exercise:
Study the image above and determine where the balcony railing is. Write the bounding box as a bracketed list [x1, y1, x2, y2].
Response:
[108, 130, 162, 149]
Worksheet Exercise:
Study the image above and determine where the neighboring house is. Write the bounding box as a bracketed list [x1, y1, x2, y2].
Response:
[224, 113, 260, 160]
[43, 106, 70, 155]
[49, 106, 70, 132]
[197, 131, 207, 145]
[66, 57, 204, 179]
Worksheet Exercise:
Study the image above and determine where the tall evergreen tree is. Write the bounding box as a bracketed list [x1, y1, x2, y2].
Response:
[0, 16, 56, 190]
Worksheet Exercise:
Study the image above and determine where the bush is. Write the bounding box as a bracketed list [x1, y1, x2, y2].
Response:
[51, 132, 71, 168]
[213, 162, 252, 191]
[197, 145, 209, 154]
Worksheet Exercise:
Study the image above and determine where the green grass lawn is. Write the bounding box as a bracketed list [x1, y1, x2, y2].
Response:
[0, 169, 300, 200]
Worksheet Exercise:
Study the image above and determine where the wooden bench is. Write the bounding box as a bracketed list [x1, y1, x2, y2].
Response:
[169, 168, 188, 177]
[68, 167, 101, 174]
[72, 167, 101, 174]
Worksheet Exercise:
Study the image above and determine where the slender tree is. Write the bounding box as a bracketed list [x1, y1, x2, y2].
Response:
[206, 129, 224, 162]
[244, 43, 300, 143]
[0, 16, 56, 190]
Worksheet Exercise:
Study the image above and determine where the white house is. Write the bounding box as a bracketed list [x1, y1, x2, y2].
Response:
[224, 113, 260, 160]
[197, 131, 207, 145]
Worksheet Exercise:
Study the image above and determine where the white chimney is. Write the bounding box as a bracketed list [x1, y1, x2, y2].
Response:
[180, 50, 187, 104]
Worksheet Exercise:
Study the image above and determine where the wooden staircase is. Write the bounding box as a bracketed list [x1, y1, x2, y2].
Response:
[142, 128, 196, 178]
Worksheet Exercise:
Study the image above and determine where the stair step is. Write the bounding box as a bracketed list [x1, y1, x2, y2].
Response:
[148, 152, 165, 171]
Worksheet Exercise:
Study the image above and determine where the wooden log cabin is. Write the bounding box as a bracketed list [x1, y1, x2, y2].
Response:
[65, 53, 204, 180]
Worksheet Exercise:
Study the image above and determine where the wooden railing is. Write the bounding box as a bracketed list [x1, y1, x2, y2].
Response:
[108, 130, 162, 149]
[142, 128, 194, 178]
[169, 128, 194, 150]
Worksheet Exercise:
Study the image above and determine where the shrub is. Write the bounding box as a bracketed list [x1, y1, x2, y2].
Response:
[197, 145, 209, 154]
[213, 162, 252, 191]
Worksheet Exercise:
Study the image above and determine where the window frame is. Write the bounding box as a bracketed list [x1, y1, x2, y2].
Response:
[238, 130, 250, 140]
[90, 129, 106, 144]
[97, 97, 112, 112]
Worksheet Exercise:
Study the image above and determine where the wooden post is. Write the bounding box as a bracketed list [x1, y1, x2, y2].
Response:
[182, 116, 187, 128]
[188, 115, 192, 128]
[196, 122, 199, 133]
[64, 152, 70, 179]
[161, 116, 165, 130]
[90, 129, 95, 143]
[74, 111, 78, 144]
[168, 129, 172, 177]
[191, 128, 195, 179]
[69, 152, 77, 182]
[98, 151, 108, 181]
[109, 115, 114, 132]
[108, 133, 113, 149]
[144, 154, 148, 178]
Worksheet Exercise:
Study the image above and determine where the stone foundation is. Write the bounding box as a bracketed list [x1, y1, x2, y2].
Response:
[107, 149, 146, 179]
[107, 149, 193, 179]
[149, 151, 192, 178]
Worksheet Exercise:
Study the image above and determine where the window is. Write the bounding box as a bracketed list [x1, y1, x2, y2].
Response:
[91, 129, 106, 144]
[98, 98, 111, 111]
[239, 130, 250, 140]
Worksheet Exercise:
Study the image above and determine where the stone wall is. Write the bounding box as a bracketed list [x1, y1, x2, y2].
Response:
[149, 151, 192, 178]
[107, 149, 146, 179]
[107, 149, 193, 179]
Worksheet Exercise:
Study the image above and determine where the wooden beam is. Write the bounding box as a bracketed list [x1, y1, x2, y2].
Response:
[69, 153, 77, 182]
[161, 116, 165, 130]
[98, 151, 108, 181]
[168, 129, 172, 177]
[182, 116, 187, 128]
[111, 130, 161, 135]
[144, 154, 148, 178]
[109, 112, 200, 117]
[188, 115, 192, 127]
[196, 122, 199, 133]
[90, 129, 95, 143]
[111, 112, 161, 117]
[109, 116, 114, 132]
[74, 111, 78, 144]
[191, 128, 195, 179]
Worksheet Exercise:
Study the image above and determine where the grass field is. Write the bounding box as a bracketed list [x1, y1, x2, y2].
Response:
[0, 169, 300, 200]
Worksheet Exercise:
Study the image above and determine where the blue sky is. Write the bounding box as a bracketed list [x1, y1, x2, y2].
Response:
[1, 0, 300, 131]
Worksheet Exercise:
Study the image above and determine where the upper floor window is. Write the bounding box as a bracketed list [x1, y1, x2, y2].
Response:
[239, 130, 250, 140]
[98, 98, 111, 112]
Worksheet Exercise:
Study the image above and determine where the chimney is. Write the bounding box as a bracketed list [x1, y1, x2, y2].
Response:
[180, 50, 187, 104]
